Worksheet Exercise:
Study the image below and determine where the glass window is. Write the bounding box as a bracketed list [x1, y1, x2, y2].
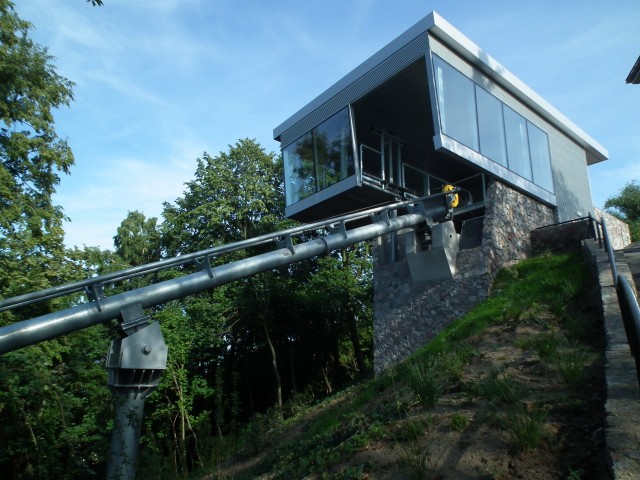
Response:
[528, 122, 554, 192]
[283, 132, 315, 204]
[433, 56, 479, 151]
[476, 86, 507, 167]
[314, 108, 354, 190]
[503, 106, 532, 181]
[282, 107, 355, 206]
[431, 56, 554, 193]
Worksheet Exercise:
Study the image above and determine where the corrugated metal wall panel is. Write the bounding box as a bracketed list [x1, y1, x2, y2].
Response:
[548, 134, 594, 221]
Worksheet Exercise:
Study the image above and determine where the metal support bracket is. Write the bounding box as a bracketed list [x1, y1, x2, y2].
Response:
[327, 221, 348, 239]
[195, 256, 215, 279]
[275, 234, 295, 254]
[85, 283, 105, 312]
[370, 210, 391, 227]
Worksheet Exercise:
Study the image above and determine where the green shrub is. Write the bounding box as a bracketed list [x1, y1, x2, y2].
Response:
[448, 413, 469, 432]
[477, 368, 527, 405]
[503, 406, 548, 452]
[407, 356, 446, 408]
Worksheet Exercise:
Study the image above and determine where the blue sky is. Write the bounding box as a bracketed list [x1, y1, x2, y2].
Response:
[14, 0, 640, 250]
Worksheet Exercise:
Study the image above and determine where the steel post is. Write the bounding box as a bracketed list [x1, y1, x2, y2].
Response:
[107, 390, 146, 480]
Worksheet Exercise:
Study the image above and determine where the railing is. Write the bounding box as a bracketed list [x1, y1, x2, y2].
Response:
[0, 194, 446, 314]
[593, 214, 640, 389]
[401, 166, 485, 210]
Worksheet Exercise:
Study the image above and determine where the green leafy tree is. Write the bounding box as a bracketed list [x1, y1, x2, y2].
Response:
[0, 246, 116, 479]
[605, 180, 640, 242]
[134, 139, 289, 475]
[0, 0, 75, 298]
[161, 138, 286, 254]
[0, 4, 118, 477]
[114, 210, 161, 266]
[295, 245, 373, 390]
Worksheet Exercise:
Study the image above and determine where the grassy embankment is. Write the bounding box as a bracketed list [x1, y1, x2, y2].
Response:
[207, 252, 609, 480]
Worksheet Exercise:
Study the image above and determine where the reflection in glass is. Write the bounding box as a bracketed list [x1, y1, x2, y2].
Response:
[315, 108, 354, 190]
[504, 107, 532, 181]
[476, 86, 507, 167]
[282, 107, 355, 206]
[432, 56, 554, 194]
[528, 122, 554, 192]
[283, 132, 315, 204]
[434, 56, 479, 151]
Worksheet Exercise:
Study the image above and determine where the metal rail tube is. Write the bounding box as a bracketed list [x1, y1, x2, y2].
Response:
[0, 211, 430, 355]
[617, 275, 640, 388]
[601, 217, 618, 286]
[0, 194, 445, 312]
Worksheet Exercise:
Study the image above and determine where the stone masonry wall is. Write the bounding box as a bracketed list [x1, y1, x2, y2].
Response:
[594, 207, 632, 250]
[373, 180, 556, 374]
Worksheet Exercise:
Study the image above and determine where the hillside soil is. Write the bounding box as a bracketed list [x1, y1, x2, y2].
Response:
[210, 276, 610, 479]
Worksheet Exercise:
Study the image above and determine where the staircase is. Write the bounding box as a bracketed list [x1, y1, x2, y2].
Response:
[584, 240, 640, 480]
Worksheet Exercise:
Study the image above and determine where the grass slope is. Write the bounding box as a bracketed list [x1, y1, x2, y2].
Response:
[209, 252, 610, 480]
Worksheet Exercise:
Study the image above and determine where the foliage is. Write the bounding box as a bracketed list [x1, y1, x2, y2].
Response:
[161, 138, 286, 253]
[0, 322, 113, 478]
[128, 139, 375, 476]
[407, 355, 446, 408]
[448, 412, 469, 432]
[0, 3, 116, 478]
[502, 406, 549, 452]
[476, 368, 527, 405]
[113, 210, 161, 266]
[0, 0, 75, 300]
[605, 180, 640, 241]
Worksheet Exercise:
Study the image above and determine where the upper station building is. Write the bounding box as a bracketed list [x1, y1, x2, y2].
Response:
[273, 12, 607, 235]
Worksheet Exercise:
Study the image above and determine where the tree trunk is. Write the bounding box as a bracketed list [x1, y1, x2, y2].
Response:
[263, 317, 283, 419]
[289, 346, 297, 393]
[348, 313, 366, 373]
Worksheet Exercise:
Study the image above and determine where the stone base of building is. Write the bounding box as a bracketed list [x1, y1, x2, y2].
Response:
[373, 180, 556, 374]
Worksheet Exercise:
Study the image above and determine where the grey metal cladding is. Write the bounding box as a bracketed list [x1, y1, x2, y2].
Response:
[549, 133, 594, 222]
[279, 33, 430, 147]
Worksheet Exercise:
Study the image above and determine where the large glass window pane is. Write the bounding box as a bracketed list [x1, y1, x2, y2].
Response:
[283, 132, 315, 205]
[476, 86, 507, 167]
[528, 123, 554, 192]
[503, 106, 532, 180]
[314, 108, 355, 190]
[433, 56, 479, 151]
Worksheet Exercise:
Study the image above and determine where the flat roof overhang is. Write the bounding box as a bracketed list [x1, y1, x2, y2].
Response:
[274, 11, 608, 166]
[627, 56, 640, 84]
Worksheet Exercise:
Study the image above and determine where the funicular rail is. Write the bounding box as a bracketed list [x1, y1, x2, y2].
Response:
[0, 191, 455, 355]
[0, 190, 457, 479]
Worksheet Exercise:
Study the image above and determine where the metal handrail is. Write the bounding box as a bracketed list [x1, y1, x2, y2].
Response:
[601, 218, 619, 286]
[595, 215, 640, 388]
[0, 192, 453, 313]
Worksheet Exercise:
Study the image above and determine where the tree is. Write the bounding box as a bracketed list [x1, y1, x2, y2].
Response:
[161, 138, 286, 254]
[114, 210, 161, 266]
[605, 180, 640, 242]
[0, 4, 118, 477]
[0, 0, 75, 298]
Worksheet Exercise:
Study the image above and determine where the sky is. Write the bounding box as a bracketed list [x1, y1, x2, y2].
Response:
[13, 0, 640, 251]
